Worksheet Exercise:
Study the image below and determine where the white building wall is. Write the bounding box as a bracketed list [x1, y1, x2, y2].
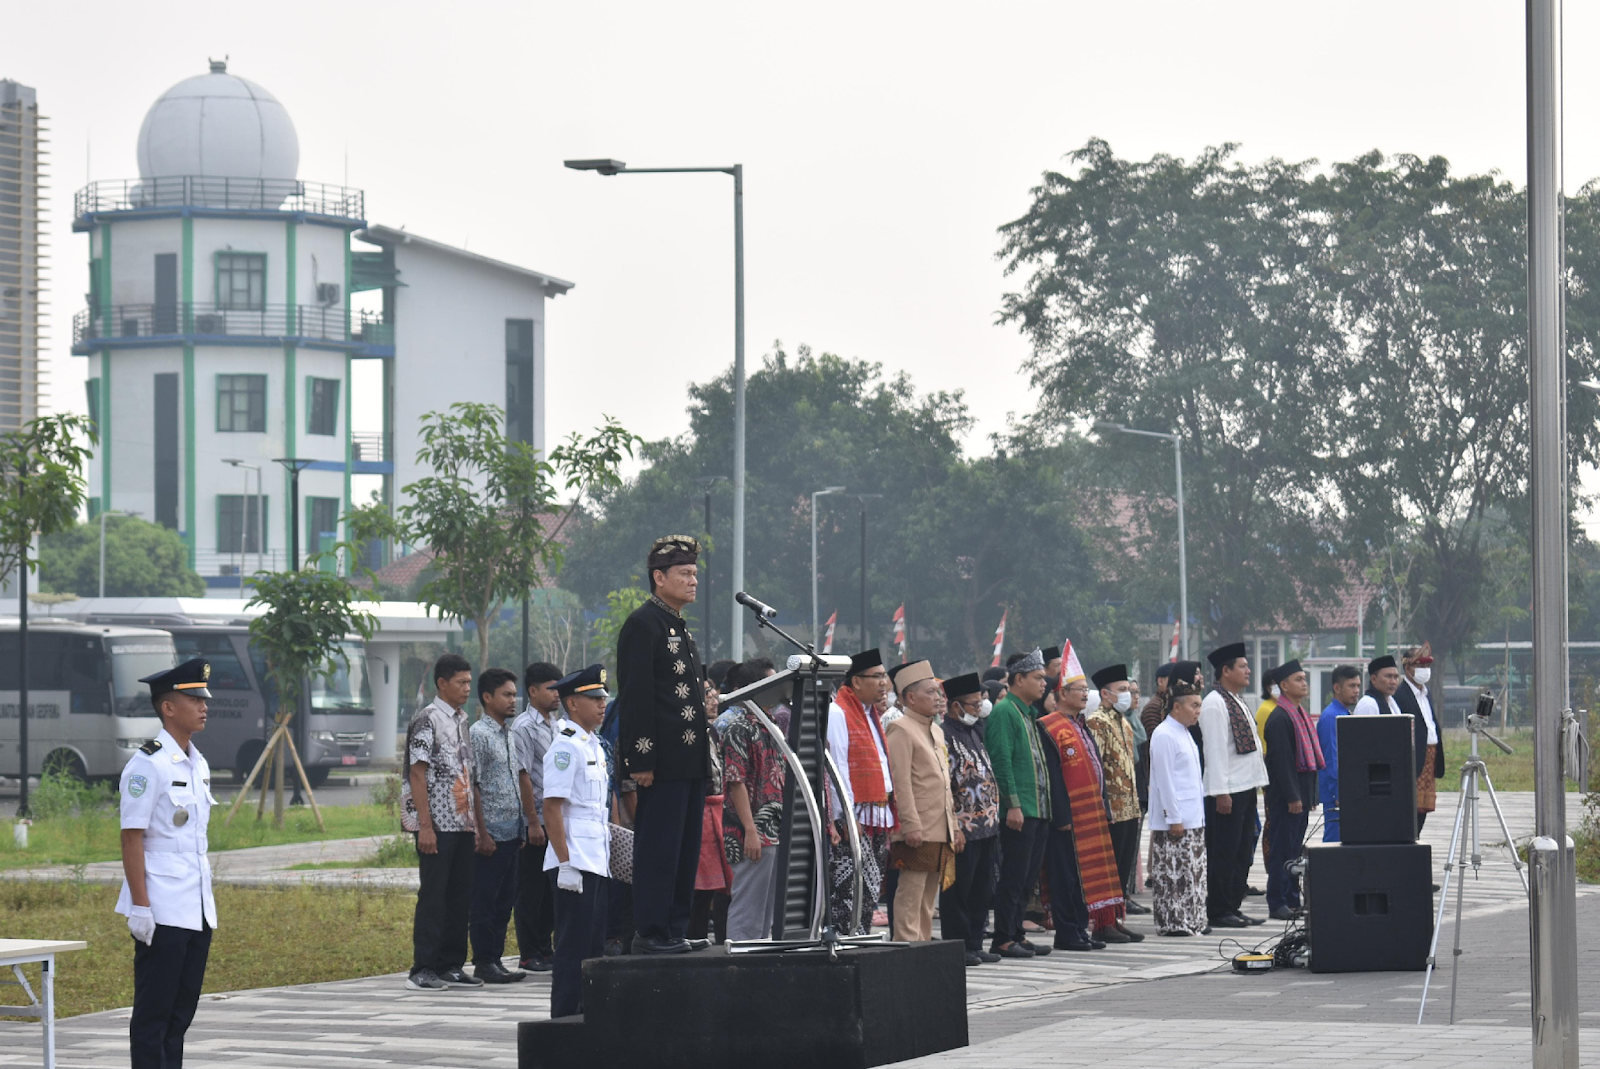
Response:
[191, 217, 292, 309]
[104, 217, 181, 307]
[388, 241, 546, 501]
[97, 346, 184, 524]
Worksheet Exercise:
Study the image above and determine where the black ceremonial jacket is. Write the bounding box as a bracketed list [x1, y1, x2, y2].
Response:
[1390, 679, 1445, 779]
[616, 597, 712, 782]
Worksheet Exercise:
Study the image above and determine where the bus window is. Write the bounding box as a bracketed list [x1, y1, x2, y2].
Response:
[173, 634, 251, 690]
[66, 636, 111, 714]
[107, 639, 178, 716]
[311, 640, 373, 713]
[0, 632, 69, 689]
[249, 644, 281, 717]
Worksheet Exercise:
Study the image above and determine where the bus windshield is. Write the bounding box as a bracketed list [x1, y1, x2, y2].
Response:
[311, 641, 372, 714]
[108, 638, 179, 716]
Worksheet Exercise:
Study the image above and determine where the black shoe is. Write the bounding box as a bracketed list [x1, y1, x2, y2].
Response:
[1055, 937, 1095, 951]
[632, 935, 692, 955]
[437, 967, 484, 988]
[1432, 883, 1442, 892]
[995, 942, 1034, 958]
[406, 968, 447, 991]
[1238, 911, 1266, 926]
[603, 939, 623, 957]
[964, 951, 983, 967]
[1202, 925, 1213, 935]
[1116, 925, 1145, 943]
[1210, 914, 1249, 929]
[1097, 926, 1131, 943]
[686, 938, 711, 951]
[520, 954, 554, 972]
[475, 962, 525, 984]
[1269, 906, 1299, 921]
[1245, 885, 1265, 896]
[1089, 938, 1107, 949]
[1160, 929, 1194, 937]
[975, 950, 1001, 963]
[1124, 899, 1152, 915]
[1019, 939, 1051, 957]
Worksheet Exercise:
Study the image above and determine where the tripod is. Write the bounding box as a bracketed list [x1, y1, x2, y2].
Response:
[1417, 708, 1529, 1024]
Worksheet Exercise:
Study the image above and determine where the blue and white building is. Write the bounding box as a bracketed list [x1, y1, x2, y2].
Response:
[73, 61, 572, 592]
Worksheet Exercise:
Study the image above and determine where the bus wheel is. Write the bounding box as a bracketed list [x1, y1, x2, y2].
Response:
[43, 749, 87, 783]
[234, 740, 266, 785]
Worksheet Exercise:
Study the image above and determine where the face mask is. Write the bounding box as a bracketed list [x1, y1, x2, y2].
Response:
[959, 712, 979, 726]
[979, 698, 993, 719]
[1413, 667, 1432, 686]
[1114, 691, 1133, 713]
[1083, 690, 1102, 714]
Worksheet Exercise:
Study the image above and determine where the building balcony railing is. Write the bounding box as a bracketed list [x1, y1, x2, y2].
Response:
[75, 177, 364, 221]
[73, 303, 392, 349]
[351, 431, 388, 463]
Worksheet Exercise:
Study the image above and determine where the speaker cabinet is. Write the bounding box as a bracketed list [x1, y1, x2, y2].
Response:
[1306, 842, 1432, 973]
[1337, 714, 1418, 844]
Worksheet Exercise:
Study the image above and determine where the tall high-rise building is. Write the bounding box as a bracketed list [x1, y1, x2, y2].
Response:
[0, 80, 45, 431]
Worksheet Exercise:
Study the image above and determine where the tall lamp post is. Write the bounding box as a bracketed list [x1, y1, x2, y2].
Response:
[273, 458, 314, 570]
[695, 476, 727, 658]
[565, 157, 746, 655]
[811, 487, 845, 645]
[855, 494, 883, 652]
[98, 509, 129, 597]
[1094, 422, 1188, 661]
[224, 458, 262, 590]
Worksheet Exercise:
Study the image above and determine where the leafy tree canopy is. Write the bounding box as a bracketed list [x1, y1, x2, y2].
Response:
[39, 515, 206, 597]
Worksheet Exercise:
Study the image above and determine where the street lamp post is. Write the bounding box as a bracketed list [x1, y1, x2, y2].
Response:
[811, 487, 845, 645]
[273, 458, 314, 570]
[695, 476, 727, 658]
[224, 459, 263, 582]
[1095, 422, 1189, 660]
[565, 158, 746, 655]
[98, 509, 129, 597]
[855, 494, 883, 652]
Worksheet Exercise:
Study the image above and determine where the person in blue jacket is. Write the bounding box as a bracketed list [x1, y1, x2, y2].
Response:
[1316, 665, 1363, 842]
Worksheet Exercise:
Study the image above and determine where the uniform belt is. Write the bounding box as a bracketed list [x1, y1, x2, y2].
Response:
[144, 840, 205, 854]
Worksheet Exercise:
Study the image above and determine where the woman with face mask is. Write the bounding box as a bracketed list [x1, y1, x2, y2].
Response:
[936, 673, 1002, 965]
[1084, 664, 1149, 934]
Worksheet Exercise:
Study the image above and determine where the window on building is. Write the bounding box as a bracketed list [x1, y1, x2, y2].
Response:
[217, 374, 267, 432]
[307, 497, 341, 568]
[307, 377, 340, 436]
[154, 373, 179, 530]
[217, 494, 268, 554]
[85, 378, 100, 430]
[215, 252, 266, 311]
[505, 318, 535, 445]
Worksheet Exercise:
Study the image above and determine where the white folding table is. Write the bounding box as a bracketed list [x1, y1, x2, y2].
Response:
[0, 938, 88, 1069]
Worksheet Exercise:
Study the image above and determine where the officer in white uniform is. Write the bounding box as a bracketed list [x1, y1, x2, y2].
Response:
[543, 664, 613, 1018]
[117, 658, 218, 1069]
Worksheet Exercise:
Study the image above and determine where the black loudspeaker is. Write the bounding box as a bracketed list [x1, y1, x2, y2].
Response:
[1337, 714, 1417, 843]
[1305, 842, 1431, 973]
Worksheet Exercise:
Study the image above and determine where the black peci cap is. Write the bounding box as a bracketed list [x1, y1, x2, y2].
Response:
[1206, 642, 1248, 671]
[942, 673, 982, 700]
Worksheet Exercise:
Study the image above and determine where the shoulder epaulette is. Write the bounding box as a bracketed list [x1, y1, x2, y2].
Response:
[560, 727, 577, 737]
[139, 739, 163, 755]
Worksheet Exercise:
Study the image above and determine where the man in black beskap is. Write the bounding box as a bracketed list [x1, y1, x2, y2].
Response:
[616, 536, 713, 954]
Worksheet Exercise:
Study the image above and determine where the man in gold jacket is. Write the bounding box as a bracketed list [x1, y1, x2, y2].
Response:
[885, 660, 962, 942]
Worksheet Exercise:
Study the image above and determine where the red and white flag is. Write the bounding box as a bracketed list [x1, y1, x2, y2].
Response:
[892, 604, 906, 661]
[1167, 620, 1181, 662]
[990, 609, 1008, 667]
[822, 611, 837, 654]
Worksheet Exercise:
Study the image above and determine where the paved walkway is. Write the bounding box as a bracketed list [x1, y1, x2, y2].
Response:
[1, 791, 1593, 1067]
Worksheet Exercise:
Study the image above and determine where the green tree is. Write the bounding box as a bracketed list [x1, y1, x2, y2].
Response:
[39, 515, 206, 597]
[998, 139, 1348, 644]
[0, 414, 97, 586]
[351, 403, 638, 672]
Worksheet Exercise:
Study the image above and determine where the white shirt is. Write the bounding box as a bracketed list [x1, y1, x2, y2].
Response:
[1352, 694, 1402, 717]
[825, 697, 895, 827]
[1148, 717, 1205, 830]
[1405, 679, 1439, 745]
[1199, 688, 1270, 797]
[541, 717, 611, 877]
[116, 728, 218, 931]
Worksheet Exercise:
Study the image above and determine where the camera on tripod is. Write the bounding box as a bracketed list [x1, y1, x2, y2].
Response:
[1465, 691, 1514, 755]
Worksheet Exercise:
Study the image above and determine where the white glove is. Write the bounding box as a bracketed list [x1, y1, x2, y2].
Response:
[557, 863, 583, 893]
[128, 905, 156, 946]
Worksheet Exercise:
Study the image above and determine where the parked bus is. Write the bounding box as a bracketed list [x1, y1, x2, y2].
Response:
[83, 613, 375, 785]
[0, 618, 179, 781]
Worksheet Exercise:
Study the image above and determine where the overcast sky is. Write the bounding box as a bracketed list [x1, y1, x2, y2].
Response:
[10, 0, 1600, 519]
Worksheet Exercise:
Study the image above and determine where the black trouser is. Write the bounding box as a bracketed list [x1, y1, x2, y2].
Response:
[689, 890, 729, 943]
[1108, 818, 1140, 897]
[1264, 799, 1309, 913]
[990, 817, 1049, 948]
[1204, 789, 1256, 920]
[882, 868, 900, 933]
[413, 830, 475, 975]
[1416, 810, 1428, 835]
[470, 838, 521, 966]
[515, 841, 556, 960]
[1045, 827, 1090, 942]
[607, 876, 634, 947]
[632, 777, 705, 942]
[939, 834, 999, 951]
[552, 870, 609, 1018]
[131, 922, 211, 1069]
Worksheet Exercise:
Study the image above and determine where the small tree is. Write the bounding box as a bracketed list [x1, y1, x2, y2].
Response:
[240, 542, 378, 826]
[0, 414, 97, 815]
[351, 403, 639, 671]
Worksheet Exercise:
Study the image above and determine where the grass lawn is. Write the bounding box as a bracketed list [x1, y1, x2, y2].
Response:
[287, 835, 417, 870]
[1, 794, 401, 872]
[1437, 726, 1540, 792]
[0, 880, 465, 1020]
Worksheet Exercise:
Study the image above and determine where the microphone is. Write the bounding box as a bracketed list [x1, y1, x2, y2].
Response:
[735, 591, 779, 620]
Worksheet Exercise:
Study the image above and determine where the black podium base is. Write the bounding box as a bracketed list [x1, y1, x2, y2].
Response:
[518, 941, 967, 1069]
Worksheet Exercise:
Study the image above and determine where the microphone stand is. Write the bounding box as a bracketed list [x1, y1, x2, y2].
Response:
[729, 599, 901, 959]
